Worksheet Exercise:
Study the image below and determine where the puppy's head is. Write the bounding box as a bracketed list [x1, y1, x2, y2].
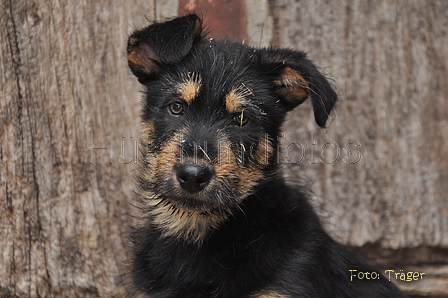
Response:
[128, 14, 337, 244]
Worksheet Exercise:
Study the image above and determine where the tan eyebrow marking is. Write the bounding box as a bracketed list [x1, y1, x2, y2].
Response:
[178, 72, 202, 103]
[225, 83, 254, 113]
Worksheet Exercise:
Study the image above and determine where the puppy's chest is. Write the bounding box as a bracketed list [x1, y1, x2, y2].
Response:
[141, 225, 292, 297]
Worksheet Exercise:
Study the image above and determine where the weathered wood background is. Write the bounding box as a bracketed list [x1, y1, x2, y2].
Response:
[1, 0, 447, 297]
[270, 1, 448, 296]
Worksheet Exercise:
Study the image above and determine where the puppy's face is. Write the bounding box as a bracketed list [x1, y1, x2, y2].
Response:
[128, 15, 337, 243]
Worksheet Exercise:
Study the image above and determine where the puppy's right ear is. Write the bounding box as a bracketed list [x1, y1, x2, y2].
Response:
[127, 14, 203, 83]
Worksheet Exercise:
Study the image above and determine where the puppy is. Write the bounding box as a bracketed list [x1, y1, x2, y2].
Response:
[126, 14, 408, 298]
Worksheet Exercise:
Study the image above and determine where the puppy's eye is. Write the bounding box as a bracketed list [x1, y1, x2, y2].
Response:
[169, 102, 184, 115]
[234, 111, 249, 126]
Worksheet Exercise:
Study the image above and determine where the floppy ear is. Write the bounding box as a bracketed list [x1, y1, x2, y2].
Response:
[262, 49, 337, 128]
[127, 14, 203, 83]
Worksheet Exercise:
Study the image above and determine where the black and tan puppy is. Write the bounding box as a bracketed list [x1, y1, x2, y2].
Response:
[127, 14, 407, 298]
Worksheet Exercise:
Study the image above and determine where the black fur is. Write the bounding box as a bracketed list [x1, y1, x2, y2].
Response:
[127, 14, 407, 298]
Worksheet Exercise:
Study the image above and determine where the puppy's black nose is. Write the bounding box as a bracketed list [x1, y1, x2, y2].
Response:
[176, 163, 213, 193]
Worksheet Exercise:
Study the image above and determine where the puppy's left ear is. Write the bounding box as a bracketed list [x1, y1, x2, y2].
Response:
[127, 14, 203, 83]
[262, 49, 337, 128]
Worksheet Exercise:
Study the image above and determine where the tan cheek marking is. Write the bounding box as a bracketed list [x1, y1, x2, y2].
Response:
[139, 120, 155, 143]
[253, 135, 274, 165]
[136, 129, 182, 203]
[238, 136, 274, 198]
[214, 135, 273, 202]
[214, 138, 250, 200]
[154, 130, 183, 174]
[178, 73, 202, 103]
[136, 121, 156, 198]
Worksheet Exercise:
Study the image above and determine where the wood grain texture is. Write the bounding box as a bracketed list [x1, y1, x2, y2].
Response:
[271, 0, 448, 249]
[2, 0, 448, 297]
[270, 1, 448, 296]
[0, 0, 155, 296]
